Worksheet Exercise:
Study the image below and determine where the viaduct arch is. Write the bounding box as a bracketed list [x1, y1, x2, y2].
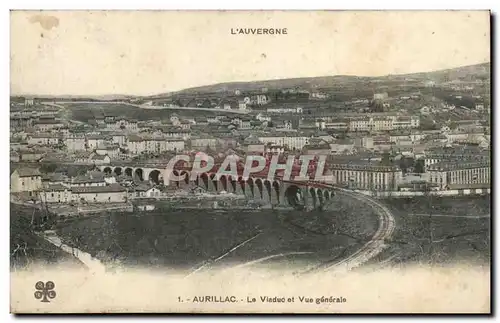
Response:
[97, 165, 335, 209]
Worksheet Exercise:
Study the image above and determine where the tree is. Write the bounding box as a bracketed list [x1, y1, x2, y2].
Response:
[414, 159, 425, 173]
[40, 163, 57, 174]
[398, 157, 415, 174]
[380, 152, 392, 166]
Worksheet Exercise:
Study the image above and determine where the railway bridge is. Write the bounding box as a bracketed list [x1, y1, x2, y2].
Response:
[98, 162, 336, 209]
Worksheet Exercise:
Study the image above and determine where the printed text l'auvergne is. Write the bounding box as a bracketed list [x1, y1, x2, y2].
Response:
[231, 28, 288, 35]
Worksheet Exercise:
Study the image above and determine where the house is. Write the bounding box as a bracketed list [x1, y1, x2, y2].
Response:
[127, 136, 185, 155]
[162, 129, 191, 140]
[27, 133, 60, 146]
[267, 107, 303, 114]
[190, 137, 218, 150]
[105, 118, 138, 131]
[179, 120, 191, 130]
[129, 184, 163, 199]
[33, 117, 65, 132]
[116, 175, 134, 187]
[264, 144, 287, 154]
[18, 150, 45, 162]
[66, 134, 87, 152]
[192, 186, 206, 195]
[238, 100, 247, 111]
[255, 113, 272, 122]
[258, 134, 309, 151]
[303, 139, 331, 155]
[24, 97, 34, 106]
[68, 173, 107, 188]
[420, 106, 431, 115]
[231, 117, 253, 130]
[193, 118, 208, 126]
[374, 92, 389, 100]
[87, 134, 108, 150]
[10, 151, 20, 162]
[111, 133, 127, 147]
[330, 139, 356, 154]
[11, 168, 42, 193]
[40, 184, 72, 203]
[73, 151, 96, 164]
[244, 135, 265, 153]
[96, 143, 120, 158]
[71, 183, 128, 203]
[310, 92, 328, 100]
[90, 154, 111, 165]
[45, 173, 67, 186]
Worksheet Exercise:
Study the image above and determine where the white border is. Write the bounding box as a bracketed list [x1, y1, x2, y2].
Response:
[2, 1, 498, 322]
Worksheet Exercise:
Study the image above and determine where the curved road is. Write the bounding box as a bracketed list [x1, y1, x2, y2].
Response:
[217, 187, 396, 275]
[322, 188, 396, 273]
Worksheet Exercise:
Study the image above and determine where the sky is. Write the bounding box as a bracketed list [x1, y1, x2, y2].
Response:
[10, 10, 490, 96]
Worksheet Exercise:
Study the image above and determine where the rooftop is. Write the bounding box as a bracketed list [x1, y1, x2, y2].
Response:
[71, 183, 127, 194]
[14, 168, 41, 177]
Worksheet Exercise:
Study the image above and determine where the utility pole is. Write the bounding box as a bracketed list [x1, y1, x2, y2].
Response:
[427, 183, 434, 261]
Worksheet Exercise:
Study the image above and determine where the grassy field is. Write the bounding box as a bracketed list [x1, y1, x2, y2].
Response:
[10, 204, 83, 270]
[367, 196, 491, 267]
[65, 102, 241, 123]
[53, 196, 378, 271]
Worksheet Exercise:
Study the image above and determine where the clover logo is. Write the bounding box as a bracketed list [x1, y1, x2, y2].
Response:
[34, 281, 56, 303]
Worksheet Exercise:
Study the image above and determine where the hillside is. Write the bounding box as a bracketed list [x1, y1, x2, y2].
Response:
[12, 62, 490, 101]
[150, 62, 490, 97]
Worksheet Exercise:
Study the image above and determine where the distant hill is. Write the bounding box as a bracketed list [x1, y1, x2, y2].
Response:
[389, 62, 490, 82]
[11, 94, 135, 101]
[150, 62, 490, 97]
[11, 62, 490, 101]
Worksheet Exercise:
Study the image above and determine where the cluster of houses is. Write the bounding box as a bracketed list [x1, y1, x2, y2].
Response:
[10, 90, 491, 202]
[10, 167, 172, 204]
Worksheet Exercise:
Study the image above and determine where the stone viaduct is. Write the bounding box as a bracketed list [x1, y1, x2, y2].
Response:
[99, 163, 335, 209]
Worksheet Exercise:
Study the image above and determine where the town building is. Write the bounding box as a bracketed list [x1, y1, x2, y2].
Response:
[267, 107, 303, 114]
[244, 136, 265, 153]
[96, 143, 121, 159]
[33, 117, 65, 132]
[190, 137, 218, 151]
[66, 135, 87, 152]
[27, 133, 61, 146]
[127, 135, 185, 155]
[427, 160, 490, 190]
[90, 154, 112, 165]
[258, 134, 310, 151]
[87, 134, 108, 150]
[330, 139, 356, 154]
[105, 118, 139, 132]
[10, 168, 43, 194]
[129, 184, 163, 199]
[329, 162, 403, 191]
[303, 139, 331, 155]
[70, 183, 128, 203]
[18, 150, 45, 162]
[40, 184, 72, 203]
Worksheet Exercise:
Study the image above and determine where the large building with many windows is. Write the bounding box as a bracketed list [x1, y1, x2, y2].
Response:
[426, 160, 490, 190]
[257, 134, 310, 151]
[328, 162, 403, 191]
[348, 116, 420, 132]
[127, 135, 185, 155]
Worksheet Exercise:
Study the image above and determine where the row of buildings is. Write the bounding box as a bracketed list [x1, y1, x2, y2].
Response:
[11, 168, 164, 203]
[315, 115, 420, 132]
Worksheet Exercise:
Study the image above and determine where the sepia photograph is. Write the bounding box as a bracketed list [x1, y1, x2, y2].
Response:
[9, 10, 491, 314]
